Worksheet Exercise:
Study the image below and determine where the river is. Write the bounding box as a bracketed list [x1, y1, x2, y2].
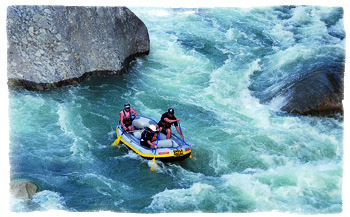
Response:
[9, 6, 344, 213]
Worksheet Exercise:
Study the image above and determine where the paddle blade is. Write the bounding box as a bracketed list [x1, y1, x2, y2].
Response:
[112, 135, 121, 146]
[149, 159, 159, 172]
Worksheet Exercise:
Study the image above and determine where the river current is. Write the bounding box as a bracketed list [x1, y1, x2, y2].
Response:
[8, 6, 344, 213]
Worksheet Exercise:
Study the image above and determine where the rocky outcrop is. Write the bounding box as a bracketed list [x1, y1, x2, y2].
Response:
[280, 66, 344, 117]
[7, 6, 150, 90]
[10, 180, 39, 200]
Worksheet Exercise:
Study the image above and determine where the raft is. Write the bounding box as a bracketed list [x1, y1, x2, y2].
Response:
[115, 116, 192, 162]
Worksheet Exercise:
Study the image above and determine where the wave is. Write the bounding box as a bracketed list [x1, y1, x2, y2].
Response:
[10, 190, 66, 212]
[148, 160, 342, 213]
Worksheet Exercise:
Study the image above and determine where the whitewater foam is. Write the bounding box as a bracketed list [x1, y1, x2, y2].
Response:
[148, 182, 216, 212]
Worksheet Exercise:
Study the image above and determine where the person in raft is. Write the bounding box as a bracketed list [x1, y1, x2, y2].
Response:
[119, 103, 139, 132]
[158, 108, 184, 140]
[140, 124, 158, 149]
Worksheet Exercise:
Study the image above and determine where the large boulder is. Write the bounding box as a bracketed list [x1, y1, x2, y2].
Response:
[280, 66, 344, 116]
[7, 6, 150, 90]
[10, 180, 39, 200]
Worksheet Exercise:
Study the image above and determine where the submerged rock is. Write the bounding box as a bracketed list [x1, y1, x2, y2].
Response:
[7, 6, 150, 90]
[280, 66, 344, 117]
[10, 180, 39, 200]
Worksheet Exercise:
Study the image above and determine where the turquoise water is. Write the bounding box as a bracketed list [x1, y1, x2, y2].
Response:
[9, 6, 344, 213]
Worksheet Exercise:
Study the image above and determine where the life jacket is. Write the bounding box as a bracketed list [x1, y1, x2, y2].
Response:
[122, 109, 132, 125]
[140, 128, 154, 148]
[158, 112, 174, 128]
[141, 127, 153, 139]
[159, 120, 171, 128]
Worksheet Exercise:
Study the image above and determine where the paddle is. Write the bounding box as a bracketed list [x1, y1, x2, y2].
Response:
[111, 128, 126, 146]
[153, 130, 161, 163]
[178, 122, 187, 145]
[150, 130, 161, 171]
[178, 122, 192, 158]
[112, 114, 136, 146]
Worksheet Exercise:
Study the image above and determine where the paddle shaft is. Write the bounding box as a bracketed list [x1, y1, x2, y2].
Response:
[178, 122, 187, 145]
[113, 128, 126, 146]
[178, 122, 192, 158]
[116, 115, 137, 143]
[153, 131, 161, 162]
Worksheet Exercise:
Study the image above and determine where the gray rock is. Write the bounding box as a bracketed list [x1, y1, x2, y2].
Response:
[280, 67, 344, 117]
[10, 180, 39, 200]
[7, 6, 150, 90]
